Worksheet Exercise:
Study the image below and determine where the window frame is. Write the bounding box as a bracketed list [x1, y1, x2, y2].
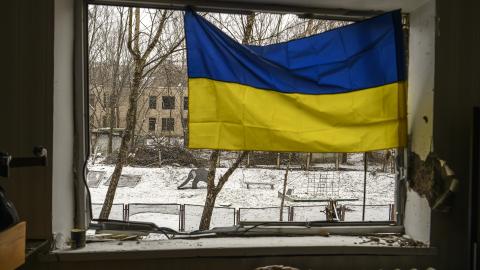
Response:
[161, 117, 175, 131]
[79, 0, 408, 234]
[183, 96, 188, 110]
[162, 96, 175, 110]
[149, 95, 157, 110]
[148, 117, 157, 132]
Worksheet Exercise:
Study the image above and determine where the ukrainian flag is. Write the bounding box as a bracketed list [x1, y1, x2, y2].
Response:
[185, 10, 406, 153]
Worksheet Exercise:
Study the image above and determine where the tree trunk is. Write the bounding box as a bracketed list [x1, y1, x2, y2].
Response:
[279, 153, 291, 221]
[199, 150, 219, 230]
[107, 94, 116, 155]
[199, 151, 247, 230]
[99, 63, 143, 219]
[242, 13, 256, 45]
[199, 189, 217, 230]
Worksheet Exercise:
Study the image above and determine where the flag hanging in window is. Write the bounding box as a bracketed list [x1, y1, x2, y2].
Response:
[184, 10, 406, 153]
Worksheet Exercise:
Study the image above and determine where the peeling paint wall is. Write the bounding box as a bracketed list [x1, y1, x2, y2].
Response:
[404, 0, 435, 244]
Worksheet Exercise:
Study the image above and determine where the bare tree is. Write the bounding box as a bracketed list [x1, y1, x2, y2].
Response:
[198, 13, 256, 230]
[107, 8, 129, 155]
[100, 8, 184, 219]
[279, 153, 292, 221]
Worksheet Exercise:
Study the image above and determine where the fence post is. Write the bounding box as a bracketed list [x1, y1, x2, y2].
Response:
[306, 153, 312, 170]
[124, 204, 129, 221]
[335, 153, 340, 170]
[389, 204, 396, 222]
[179, 204, 185, 232]
[233, 208, 236, 226]
[338, 205, 345, 221]
[236, 209, 241, 225]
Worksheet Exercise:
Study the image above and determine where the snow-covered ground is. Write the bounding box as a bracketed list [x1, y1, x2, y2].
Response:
[88, 155, 396, 230]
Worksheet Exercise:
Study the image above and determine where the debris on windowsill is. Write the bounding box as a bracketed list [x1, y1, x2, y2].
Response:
[87, 233, 141, 243]
[255, 265, 299, 270]
[354, 234, 426, 247]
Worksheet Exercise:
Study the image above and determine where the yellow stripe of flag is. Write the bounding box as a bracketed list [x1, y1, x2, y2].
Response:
[188, 78, 407, 153]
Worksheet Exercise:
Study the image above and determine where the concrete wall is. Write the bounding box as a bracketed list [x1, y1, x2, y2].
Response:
[403, 0, 435, 244]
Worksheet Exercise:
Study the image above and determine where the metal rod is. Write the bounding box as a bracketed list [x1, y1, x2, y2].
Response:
[362, 152, 367, 221]
[238, 220, 396, 227]
[87, 0, 383, 21]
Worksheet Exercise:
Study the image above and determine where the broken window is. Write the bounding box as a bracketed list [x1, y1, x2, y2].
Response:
[162, 96, 175, 109]
[85, 4, 405, 239]
[162, 117, 174, 131]
[148, 117, 156, 132]
[183, 96, 188, 110]
[149, 96, 157, 109]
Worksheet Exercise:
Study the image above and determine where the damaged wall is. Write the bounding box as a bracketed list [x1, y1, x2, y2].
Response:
[404, 0, 435, 244]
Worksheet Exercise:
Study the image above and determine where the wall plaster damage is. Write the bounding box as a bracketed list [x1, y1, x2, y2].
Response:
[403, 0, 435, 244]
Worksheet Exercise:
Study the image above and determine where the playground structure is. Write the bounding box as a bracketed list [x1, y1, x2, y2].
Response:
[280, 170, 357, 203]
[177, 168, 208, 189]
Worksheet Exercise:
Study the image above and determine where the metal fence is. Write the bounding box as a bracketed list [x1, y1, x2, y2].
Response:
[127, 203, 181, 230]
[92, 203, 124, 220]
[91, 203, 395, 231]
[184, 204, 236, 231]
[237, 206, 291, 222]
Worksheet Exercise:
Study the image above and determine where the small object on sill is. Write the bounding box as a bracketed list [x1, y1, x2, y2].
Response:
[71, 229, 86, 249]
[256, 265, 299, 270]
[86, 232, 140, 243]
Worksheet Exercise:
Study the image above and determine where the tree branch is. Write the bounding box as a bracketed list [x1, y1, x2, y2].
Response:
[215, 151, 249, 193]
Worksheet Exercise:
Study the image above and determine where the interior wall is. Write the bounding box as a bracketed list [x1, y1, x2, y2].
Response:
[403, 0, 435, 244]
[432, 0, 480, 269]
[52, 0, 75, 247]
[0, 0, 54, 239]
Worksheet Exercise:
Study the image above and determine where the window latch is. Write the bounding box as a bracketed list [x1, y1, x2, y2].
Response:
[0, 146, 48, 178]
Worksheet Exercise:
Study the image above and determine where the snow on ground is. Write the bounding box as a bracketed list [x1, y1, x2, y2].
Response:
[88, 157, 396, 230]
[88, 165, 395, 208]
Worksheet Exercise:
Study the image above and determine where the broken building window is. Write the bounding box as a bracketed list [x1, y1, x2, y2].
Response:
[149, 96, 157, 109]
[162, 117, 175, 131]
[148, 117, 156, 132]
[162, 96, 175, 109]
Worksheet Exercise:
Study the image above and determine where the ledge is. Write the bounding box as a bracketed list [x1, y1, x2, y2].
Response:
[48, 236, 436, 262]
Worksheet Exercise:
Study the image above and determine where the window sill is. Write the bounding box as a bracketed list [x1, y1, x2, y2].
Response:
[47, 235, 435, 262]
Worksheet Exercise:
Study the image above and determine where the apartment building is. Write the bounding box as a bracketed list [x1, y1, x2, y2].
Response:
[90, 85, 188, 138]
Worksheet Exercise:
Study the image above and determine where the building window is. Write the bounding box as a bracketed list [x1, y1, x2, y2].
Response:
[183, 96, 188, 110]
[149, 96, 157, 109]
[148, 117, 156, 132]
[162, 96, 175, 109]
[162, 118, 175, 131]
[102, 115, 108, 127]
